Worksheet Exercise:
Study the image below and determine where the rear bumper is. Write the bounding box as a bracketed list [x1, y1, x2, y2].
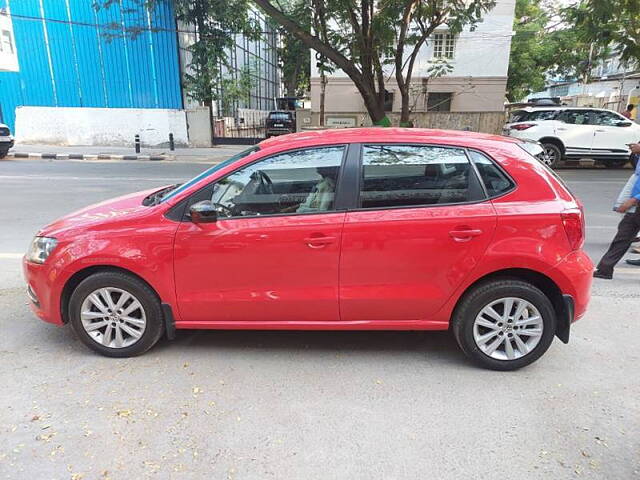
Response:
[549, 249, 593, 323]
[266, 129, 293, 136]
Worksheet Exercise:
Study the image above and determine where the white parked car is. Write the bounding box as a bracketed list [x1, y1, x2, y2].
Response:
[504, 107, 640, 168]
[0, 123, 14, 159]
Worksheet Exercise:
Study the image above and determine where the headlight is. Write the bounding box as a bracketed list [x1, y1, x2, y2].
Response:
[26, 237, 58, 264]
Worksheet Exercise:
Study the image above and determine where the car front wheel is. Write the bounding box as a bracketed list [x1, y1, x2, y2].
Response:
[452, 279, 557, 371]
[0, 149, 8, 159]
[69, 271, 164, 357]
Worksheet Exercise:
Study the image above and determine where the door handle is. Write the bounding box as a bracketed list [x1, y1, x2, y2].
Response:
[449, 229, 483, 242]
[304, 235, 336, 248]
[557, 128, 567, 131]
[595, 129, 606, 132]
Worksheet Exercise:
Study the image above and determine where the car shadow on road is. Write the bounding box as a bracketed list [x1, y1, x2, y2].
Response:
[155, 329, 467, 366]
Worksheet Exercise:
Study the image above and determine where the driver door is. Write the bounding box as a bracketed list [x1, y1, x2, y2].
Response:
[173, 146, 347, 324]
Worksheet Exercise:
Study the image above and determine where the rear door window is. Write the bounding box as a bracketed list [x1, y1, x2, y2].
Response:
[359, 145, 485, 209]
[559, 110, 592, 125]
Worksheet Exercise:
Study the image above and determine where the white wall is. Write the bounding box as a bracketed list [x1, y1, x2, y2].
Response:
[310, 0, 515, 79]
[15, 106, 188, 147]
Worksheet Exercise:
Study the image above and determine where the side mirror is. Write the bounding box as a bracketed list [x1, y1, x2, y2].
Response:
[189, 200, 218, 223]
[616, 121, 633, 127]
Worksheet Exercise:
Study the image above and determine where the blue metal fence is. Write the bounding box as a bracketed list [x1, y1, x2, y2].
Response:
[0, 0, 182, 132]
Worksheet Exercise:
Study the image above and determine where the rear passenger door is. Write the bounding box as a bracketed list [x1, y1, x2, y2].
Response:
[556, 110, 596, 157]
[339, 144, 499, 322]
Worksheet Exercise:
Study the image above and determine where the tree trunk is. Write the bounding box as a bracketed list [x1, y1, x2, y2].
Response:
[399, 86, 411, 126]
[254, 0, 387, 124]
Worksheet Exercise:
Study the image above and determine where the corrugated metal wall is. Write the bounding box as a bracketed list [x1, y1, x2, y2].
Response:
[0, 0, 182, 132]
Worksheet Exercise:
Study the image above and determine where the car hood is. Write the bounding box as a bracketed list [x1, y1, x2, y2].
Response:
[38, 186, 168, 238]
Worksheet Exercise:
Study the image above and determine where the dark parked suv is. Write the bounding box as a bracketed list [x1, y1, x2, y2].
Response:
[0, 123, 14, 159]
[265, 111, 295, 138]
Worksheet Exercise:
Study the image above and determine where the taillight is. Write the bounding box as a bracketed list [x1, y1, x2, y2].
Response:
[561, 208, 585, 250]
[511, 123, 537, 130]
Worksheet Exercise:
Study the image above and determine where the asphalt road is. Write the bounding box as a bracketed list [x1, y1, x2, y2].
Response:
[0, 159, 638, 479]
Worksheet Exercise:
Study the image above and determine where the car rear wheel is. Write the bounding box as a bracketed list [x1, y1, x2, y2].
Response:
[69, 271, 164, 357]
[452, 279, 556, 371]
[539, 143, 563, 168]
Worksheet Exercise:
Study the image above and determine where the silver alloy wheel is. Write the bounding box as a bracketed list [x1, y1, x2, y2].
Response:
[472, 297, 543, 361]
[80, 287, 147, 348]
[539, 145, 557, 166]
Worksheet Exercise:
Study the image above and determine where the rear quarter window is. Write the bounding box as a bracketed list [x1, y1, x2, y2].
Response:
[468, 150, 515, 198]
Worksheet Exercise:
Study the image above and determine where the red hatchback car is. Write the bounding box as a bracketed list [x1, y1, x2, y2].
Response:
[23, 128, 593, 370]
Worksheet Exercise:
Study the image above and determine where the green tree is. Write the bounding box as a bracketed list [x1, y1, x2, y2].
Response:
[568, 0, 640, 65]
[276, 0, 311, 97]
[97, 0, 260, 120]
[254, 0, 495, 125]
[506, 0, 604, 102]
[506, 0, 550, 101]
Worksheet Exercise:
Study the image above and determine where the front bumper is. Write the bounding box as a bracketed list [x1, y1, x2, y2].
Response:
[0, 137, 14, 150]
[23, 257, 65, 325]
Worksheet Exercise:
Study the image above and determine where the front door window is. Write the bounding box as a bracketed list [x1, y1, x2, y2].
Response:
[204, 146, 345, 218]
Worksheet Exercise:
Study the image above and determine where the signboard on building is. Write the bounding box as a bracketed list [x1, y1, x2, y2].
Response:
[326, 116, 357, 128]
[0, 8, 19, 72]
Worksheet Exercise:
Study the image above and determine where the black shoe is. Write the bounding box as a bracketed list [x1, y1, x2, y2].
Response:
[593, 270, 613, 279]
[625, 259, 640, 267]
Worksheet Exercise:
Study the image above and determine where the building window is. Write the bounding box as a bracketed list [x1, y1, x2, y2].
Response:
[384, 90, 394, 112]
[427, 92, 452, 111]
[432, 33, 455, 59]
[0, 30, 14, 54]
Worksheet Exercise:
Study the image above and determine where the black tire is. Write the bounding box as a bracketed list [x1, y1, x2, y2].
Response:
[452, 279, 557, 371]
[539, 142, 564, 168]
[0, 149, 8, 159]
[68, 271, 164, 357]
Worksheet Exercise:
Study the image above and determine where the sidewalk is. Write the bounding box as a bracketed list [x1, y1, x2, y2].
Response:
[4, 143, 248, 163]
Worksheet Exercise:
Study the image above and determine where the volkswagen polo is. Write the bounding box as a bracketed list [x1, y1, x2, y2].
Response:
[23, 128, 593, 370]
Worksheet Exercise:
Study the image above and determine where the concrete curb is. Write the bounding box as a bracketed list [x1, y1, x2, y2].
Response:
[6, 152, 170, 161]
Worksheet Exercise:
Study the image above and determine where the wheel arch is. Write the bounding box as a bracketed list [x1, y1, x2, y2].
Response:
[538, 136, 565, 155]
[452, 268, 567, 340]
[60, 265, 162, 324]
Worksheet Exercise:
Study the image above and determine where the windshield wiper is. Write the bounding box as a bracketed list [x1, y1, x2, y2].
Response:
[143, 184, 182, 206]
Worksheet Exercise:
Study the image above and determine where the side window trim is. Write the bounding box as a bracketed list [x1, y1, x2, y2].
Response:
[175, 144, 350, 222]
[352, 142, 489, 212]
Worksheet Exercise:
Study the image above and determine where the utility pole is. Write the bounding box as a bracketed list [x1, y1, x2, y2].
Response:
[582, 43, 594, 97]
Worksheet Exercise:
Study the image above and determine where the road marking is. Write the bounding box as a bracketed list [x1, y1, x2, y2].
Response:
[0, 253, 23, 259]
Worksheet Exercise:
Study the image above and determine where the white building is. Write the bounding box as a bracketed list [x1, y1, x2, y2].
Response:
[310, 0, 516, 124]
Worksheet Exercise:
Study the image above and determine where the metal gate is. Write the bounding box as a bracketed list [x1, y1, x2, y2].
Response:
[212, 108, 267, 145]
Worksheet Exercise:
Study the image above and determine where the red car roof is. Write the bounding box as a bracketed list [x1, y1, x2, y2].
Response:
[259, 127, 521, 151]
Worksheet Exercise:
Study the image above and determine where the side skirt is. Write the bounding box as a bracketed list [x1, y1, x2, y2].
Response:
[174, 320, 450, 331]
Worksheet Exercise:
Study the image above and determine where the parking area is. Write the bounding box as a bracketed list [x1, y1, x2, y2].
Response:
[0, 160, 638, 479]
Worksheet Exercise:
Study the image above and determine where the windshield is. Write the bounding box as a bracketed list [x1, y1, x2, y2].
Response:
[160, 146, 260, 203]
